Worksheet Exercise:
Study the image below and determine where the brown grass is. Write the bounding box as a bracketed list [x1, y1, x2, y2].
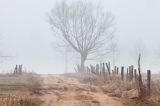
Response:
[1, 95, 31, 106]
[0, 73, 44, 106]
[1, 72, 160, 106]
[0, 95, 43, 106]
[78, 73, 160, 106]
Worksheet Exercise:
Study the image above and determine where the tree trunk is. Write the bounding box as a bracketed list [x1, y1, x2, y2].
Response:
[80, 53, 87, 73]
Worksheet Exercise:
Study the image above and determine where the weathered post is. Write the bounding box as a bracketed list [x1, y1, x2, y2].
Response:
[128, 65, 133, 81]
[102, 63, 105, 77]
[20, 65, 23, 74]
[117, 67, 119, 75]
[18, 65, 22, 74]
[114, 66, 116, 75]
[138, 54, 146, 99]
[14, 65, 18, 74]
[106, 62, 111, 75]
[138, 55, 143, 87]
[126, 68, 129, 81]
[121, 66, 124, 81]
[134, 69, 137, 80]
[147, 70, 151, 96]
[129, 66, 131, 80]
[100, 63, 103, 75]
[131, 65, 134, 80]
[96, 64, 99, 75]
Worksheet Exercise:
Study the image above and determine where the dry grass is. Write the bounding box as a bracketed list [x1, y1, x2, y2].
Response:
[0, 95, 43, 106]
[126, 78, 160, 106]
[77, 73, 160, 106]
[0, 73, 44, 106]
[81, 74, 137, 97]
[26, 74, 42, 95]
[1, 72, 160, 106]
[1, 95, 32, 106]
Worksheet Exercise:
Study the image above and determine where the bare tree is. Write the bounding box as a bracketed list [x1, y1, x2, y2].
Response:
[48, 1, 115, 72]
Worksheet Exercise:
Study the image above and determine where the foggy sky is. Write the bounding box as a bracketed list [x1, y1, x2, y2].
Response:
[0, 0, 160, 74]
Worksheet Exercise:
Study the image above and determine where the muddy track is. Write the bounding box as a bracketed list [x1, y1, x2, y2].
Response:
[40, 75, 123, 106]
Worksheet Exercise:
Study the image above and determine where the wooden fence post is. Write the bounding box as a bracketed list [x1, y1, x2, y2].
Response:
[114, 66, 117, 75]
[131, 65, 134, 80]
[18, 65, 22, 74]
[129, 66, 131, 80]
[102, 63, 105, 77]
[134, 69, 137, 80]
[117, 67, 119, 75]
[138, 54, 146, 99]
[121, 66, 124, 81]
[147, 70, 151, 96]
[126, 68, 129, 81]
[96, 64, 99, 75]
[14, 65, 18, 74]
[128, 66, 133, 81]
[106, 62, 111, 75]
[92, 65, 94, 74]
[100, 63, 103, 75]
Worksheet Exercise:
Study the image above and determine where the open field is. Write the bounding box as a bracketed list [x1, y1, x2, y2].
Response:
[0, 72, 160, 106]
[1, 0, 160, 106]
[0, 73, 123, 106]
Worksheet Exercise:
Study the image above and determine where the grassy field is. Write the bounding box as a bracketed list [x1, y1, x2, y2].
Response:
[0, 73, 43, 106]
[0, 73, 160, 106]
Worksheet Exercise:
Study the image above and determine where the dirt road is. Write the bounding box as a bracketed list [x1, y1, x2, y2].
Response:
[39, 75, 123, 106]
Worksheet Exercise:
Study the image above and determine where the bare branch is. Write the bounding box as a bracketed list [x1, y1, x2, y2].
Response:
[48, 1, 115, 72]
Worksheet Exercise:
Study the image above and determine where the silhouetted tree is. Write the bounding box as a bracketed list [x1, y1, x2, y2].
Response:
[48, 1, 115, 72]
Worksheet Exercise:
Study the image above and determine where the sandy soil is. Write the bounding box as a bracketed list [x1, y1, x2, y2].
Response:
[40, 75, 123, 106]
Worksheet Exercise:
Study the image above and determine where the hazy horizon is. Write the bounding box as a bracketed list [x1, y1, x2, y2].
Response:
[0, 0, 160, 74]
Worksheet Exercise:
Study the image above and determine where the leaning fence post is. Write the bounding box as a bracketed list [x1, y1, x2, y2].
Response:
[147, 70, 151, 96]
[106, 62, 111, 75]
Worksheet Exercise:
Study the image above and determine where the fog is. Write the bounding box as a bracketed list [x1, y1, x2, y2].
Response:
[0, 0, 160, 74]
